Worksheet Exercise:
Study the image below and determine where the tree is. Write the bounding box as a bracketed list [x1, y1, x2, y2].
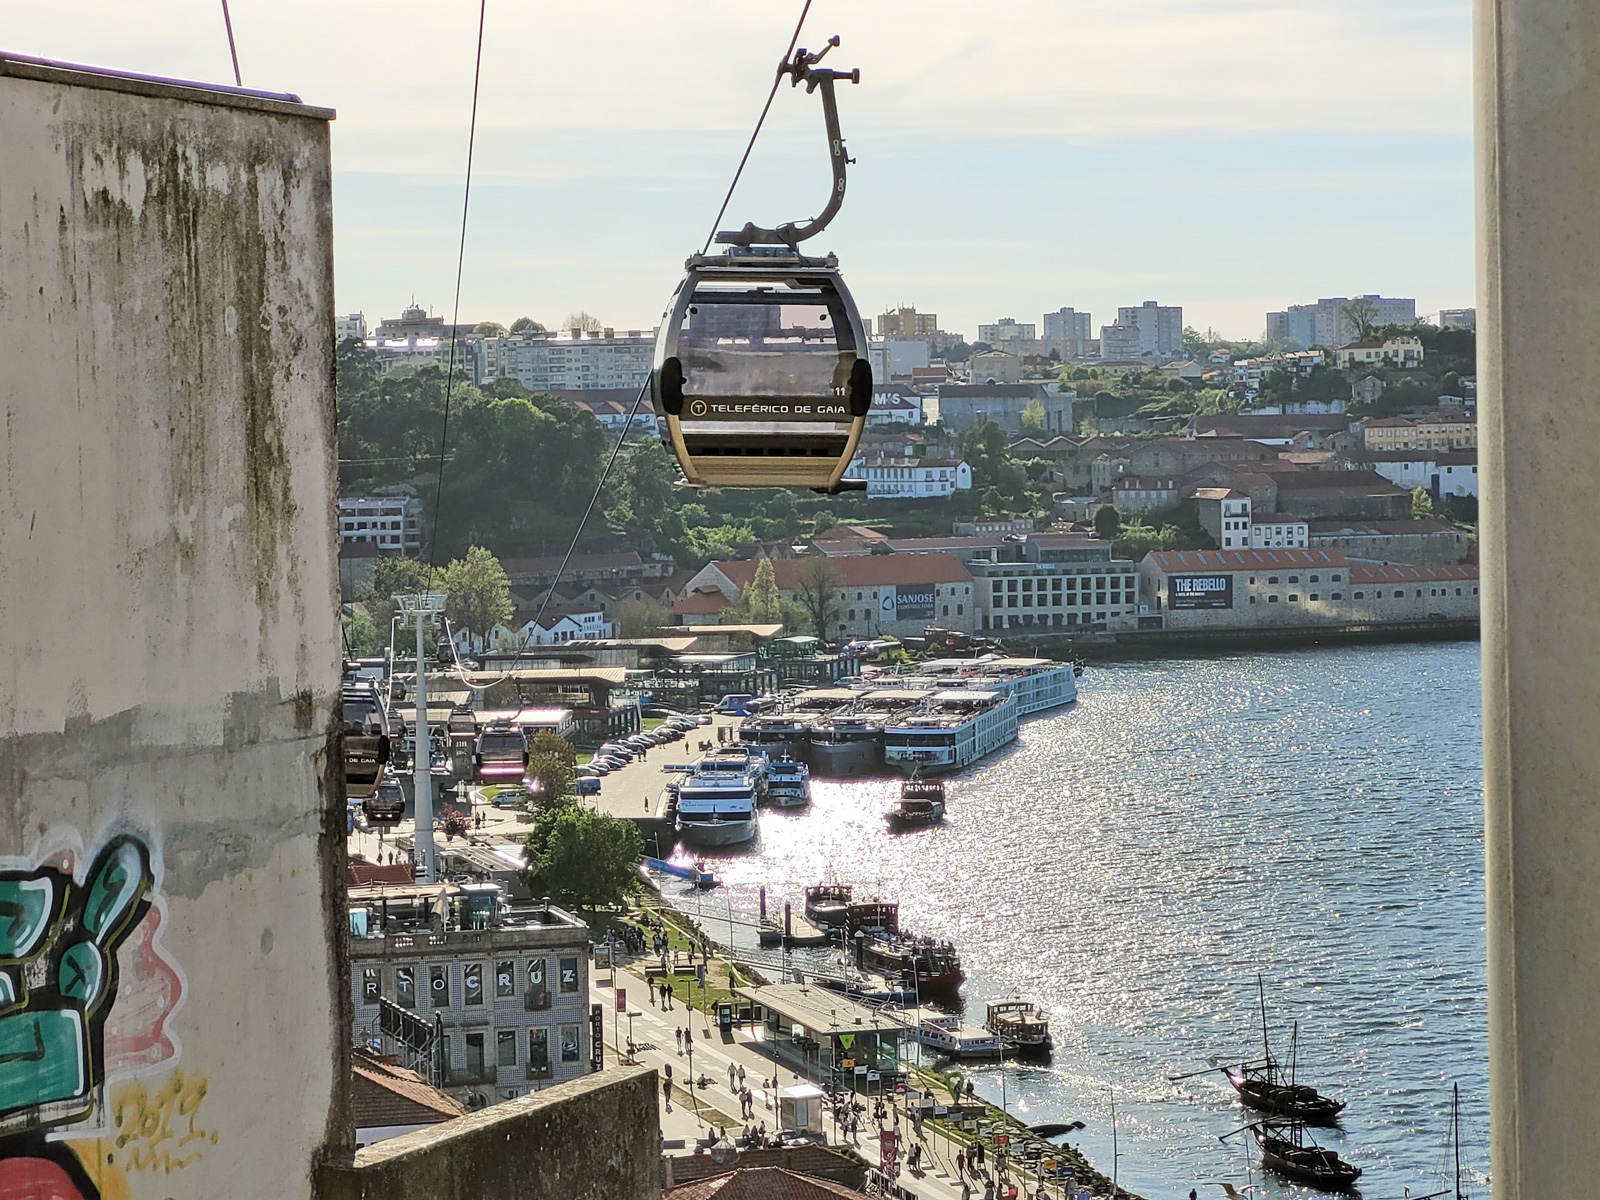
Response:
[1412, 486, 1436, 520]
[617, 596, 671, 638]
[1093, 504, 1123, 540]
[342, 608, 385, 656]
[509, 317, 546, 334]
[791, 556, 844, 643]
[531, 730, 576, 765]
[439, 546, 513, 649]
[729, 557, 784, 625]
[526, 739, 577, 813]
[524, 807, 642, 910]
[475, 321, 507, 337]
[562, 311, 604, 333]
[1341, 297, 1380, 343]
[1019, 398, 1047, 434]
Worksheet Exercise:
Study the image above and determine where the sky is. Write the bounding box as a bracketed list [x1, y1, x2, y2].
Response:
[7, 0, 1474, 341]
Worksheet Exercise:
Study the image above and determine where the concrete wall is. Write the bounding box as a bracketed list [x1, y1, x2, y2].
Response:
[0, 58, 342, 1200]
[320, 1067, 659, 1200]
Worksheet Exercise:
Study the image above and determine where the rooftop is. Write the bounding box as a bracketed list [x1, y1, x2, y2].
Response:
[665, 1166, 864, 1200]
[351, 1053, 465, 1130]
[733, 983, 909, 1035]
[1348, 562, 1481, 583]
[1146, 548, 1351, 572]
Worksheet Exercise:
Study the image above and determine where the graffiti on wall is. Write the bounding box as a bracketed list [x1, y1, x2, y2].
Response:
[0, 833, 198, 1200]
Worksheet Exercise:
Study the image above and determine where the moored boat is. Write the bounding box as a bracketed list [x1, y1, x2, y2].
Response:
[985, 999, 1052, 1058]
[1225, 978, 1345, 1124]
[765, 756, 811, 808]
[804, 884, 853, 929]
[674, 769, 758, 848]
[808, 714, 884, 776]
[738, 712, 811, 761]
[849, 928, 963, 1000]
[1252, 1120, 1361, 1191]
[882, 690, 1018, 776]
[915, 1012, 1002, 1059]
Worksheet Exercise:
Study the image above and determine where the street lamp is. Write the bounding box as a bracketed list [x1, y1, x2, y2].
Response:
[626, 1010, 641, 1064]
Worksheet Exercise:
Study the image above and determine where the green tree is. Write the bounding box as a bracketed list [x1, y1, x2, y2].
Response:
[1412, 486, 1436, 520]
[439, 546, 513, 648]
[1093, 504, 1123, 540]
[562, 311, 604, 333]
[1019, 398, 1047, 434]
[791, 556, 844, 643]
[524, 807, 642, 910]
[475, 321, 507, 337]
[531, 730, 576, 765]
[342, 608, 386, 656]
[729, 558, 784, 624]
[979, 486, 1006, 515]
[369, 555, 433, 628]
[509, 316, 545, 334]
[1341, 297, 1380, 343]
[526, 741, 577, 813]
[617, 596, 671, 637]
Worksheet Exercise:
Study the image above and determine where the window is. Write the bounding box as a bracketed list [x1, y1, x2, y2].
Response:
[1248, 577, 1256, 585]
[956, 604, 963, 615]
[1268, 595, 1280, 603]
[942, 605, 949, 616]
[847, 609, 856, 620]
[527, 959, 549, 1010]
[1331, 573, 1342, 582]
[559, 957, 579, 993]
[1269, 576, 1279, 584]
[1249, 596, 1257, 604]
[1289, 594, 1300, 602]
[465, 1032, 486, 1078]
[395, 966, 416, 1008]
[528, 1029, 551, 1079]
[560, 1024, 581, 1064]
[1354, 591, 1365, 599]
[361, 967, 380, 1005]
[497, 1029, 517, 1067]
[1394, 591, 1404, 598]
[1309, 574, 1319, 582]
[429, 965, 449, 1008]
[1309, 594, 1319, 601]
[1332, 592, 1342, 600]
[1288, 575, 1299, 583]
[464, 963, 484, 1006]
[496, 960, 516, 998]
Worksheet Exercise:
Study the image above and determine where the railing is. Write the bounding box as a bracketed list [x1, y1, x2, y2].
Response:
[446, 1065, 497, 1086]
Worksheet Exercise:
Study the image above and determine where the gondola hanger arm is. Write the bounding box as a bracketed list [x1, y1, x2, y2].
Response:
[716, 36, 860, 250]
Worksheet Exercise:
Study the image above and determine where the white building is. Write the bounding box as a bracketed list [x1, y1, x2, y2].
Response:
[1194, 487, 1307, 550]
[1109, 301, 1183, 357]
[1098, 323, 1146, 360]
[1366, 450, 1479, 498]
[845, 456, 972, 499]
[1042, 307, 1093, 357]
[494, 328, 654, 392]
[1266, 296, 1417, 349]
[364, 332, 486, 383]
[977, 318, 1038, 356]
[866, 387, 925, 427]
[337, 313, 369, 342]
[1336, 334, 1425, 371]
[339, 494, 423, 554]
[1251, 518, 1310, 549]
[868, 337, 931, 380]
[1437, 308, 1477, 330]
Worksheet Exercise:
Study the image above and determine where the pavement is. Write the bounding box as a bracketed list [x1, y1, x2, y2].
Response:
[591, 955, 1022, 1200]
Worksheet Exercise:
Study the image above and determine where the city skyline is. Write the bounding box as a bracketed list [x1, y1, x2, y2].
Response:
[8, 0, 1473, 339]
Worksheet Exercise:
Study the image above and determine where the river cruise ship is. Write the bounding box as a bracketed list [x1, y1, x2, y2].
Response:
[674, 770, 758, 848]
[882, 690, 1019, 775]
[808, 713, 886, 776]
[765, 757, 811, 808]
[737, 712, 811, 761]
[894, 656, 1078, 714]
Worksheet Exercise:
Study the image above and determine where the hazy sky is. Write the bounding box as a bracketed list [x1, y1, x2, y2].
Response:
[10, 0, 1473, 340]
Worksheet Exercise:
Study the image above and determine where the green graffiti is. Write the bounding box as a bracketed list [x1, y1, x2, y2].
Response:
[0, 836, 152, 1132]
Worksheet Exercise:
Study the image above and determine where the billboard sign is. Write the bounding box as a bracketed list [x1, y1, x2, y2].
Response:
[879, 584, 937, 624]
[1169, 574, 1233, 610]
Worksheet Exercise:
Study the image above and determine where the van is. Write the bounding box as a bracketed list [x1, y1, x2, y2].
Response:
[715, 694, 755, 716]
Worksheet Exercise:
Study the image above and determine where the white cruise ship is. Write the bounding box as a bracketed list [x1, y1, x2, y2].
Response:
[882, 690, 1019, 775]
[765, 757, 811, 808]
[737, 713, 811, 761]
[911, 656, 1078, 714]
[674, 770, 758, 848]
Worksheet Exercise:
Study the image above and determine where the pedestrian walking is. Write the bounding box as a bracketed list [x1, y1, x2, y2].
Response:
[957, 1149, 966, 1176]
[737, 1063, 746, 1089]
[675, 1028, 683, 1054]
[728, 1062, 737, 1091]
[663, 1077, 672, 1112]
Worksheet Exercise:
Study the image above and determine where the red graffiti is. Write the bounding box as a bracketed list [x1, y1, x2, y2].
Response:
[0, 1156, 89, 1200]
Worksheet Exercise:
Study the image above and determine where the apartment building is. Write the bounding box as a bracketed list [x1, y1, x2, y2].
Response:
[1266, 296, 1417, 348]
[340, 494, 424, 554]
[845, 455, 972, 499]
[877, 307, 939, 338]
[966, 534, 1140, 632]
[977, 318, 1038, 356]
[1101, 301, 1182, 359]
[1335, 334, 1425, 371]
[1363, 411, 1477, 452]
[494, 328, 654, 392]
[1042, 307, 1093, 357]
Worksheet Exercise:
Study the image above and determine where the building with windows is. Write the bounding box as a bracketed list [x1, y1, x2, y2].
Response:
[1139, 548, 1478, 629]
[845, 455, 972, 499]
[877, 306, 939, 338]
[1102, 301, 1182, 359]
[1267, 296, 1417, 348]
[966, 533, 1140, 632]
[340, 493, 424, 554]
[933, 383, 1076, 433]
[337, 312, 369, 342]
[1193, 488, 1254, 548]
[1335, 334, 1425, 371]
[865, 386, 925, 427]
[350, 892, 594, 1106]
[1107, 476, 1187, 512]
[1362, 411, 1477, 451]
[1437, 308, 1477, 330]
[494, 328, 654, 392]
[966, 349, 1022, 384]
[976, 318, 1038, 356]
[1042, 307, 1093, 357]
[868, 337, 931, 381]
[1098, 322, 1146, 360]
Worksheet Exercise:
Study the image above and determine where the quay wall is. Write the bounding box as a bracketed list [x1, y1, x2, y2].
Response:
[1011, 619, 1480, 661]
[0, 58, 345, 1200]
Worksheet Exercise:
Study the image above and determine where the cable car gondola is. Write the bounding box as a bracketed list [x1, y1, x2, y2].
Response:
[341, 680, 392, 800]
[652, 37, 872, 492]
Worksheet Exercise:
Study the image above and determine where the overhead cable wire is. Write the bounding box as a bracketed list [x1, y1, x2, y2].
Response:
[219, 0, 242, 86]
[426, 0, 490, 584]
[699, 0, 814, 255]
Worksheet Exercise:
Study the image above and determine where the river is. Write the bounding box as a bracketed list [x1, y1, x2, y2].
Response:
[666, 641, 1487, 1199]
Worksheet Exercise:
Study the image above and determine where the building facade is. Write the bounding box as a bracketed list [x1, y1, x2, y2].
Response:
[934, 383, 1075, 434]
[966, 535, 1140, 632]
[1042, 307, 1093, 357]
[1335, 334, 1425, 370]
[967, 350, 1022, 384]
[845, 455, 972, 499]
[340, 493, 424, 554]
[1108, 301, 1183, 357]
[1363, 412, 1477, 451]
[1266, 296, 1417, 348]
[976, 318, 1038, 356]
[494, 328, 654, 392]
[877, 307, 939, 338]
[352, 904, 594, 1106]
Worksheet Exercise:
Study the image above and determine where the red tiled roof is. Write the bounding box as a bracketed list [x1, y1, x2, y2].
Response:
[1272, 470, 1408, 494]
[714, 553, 972, 590]
[666, 1167, 864, 1200]
[501, 551, 644, 574]
[351, 1054, 466, 1129]
[1363, 417, 1415, 428]
[671, 587, 733, 616]
[1146, 549, 1350, 572]
[1348, 563, 1480, 583]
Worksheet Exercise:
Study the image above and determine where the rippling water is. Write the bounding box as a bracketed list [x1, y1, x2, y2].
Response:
[669, 642, 1487, 1199]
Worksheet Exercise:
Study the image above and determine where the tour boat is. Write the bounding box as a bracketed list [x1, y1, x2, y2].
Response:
[674, 770, 758, 848]
[1226, 978, 1345, 1124]
[738, 713, 811, 761]
[985, 999, 1052, 1059]
[886, 776, 945, 831]
[882, 691, 1018, 776]
[915, 1013, 1002, 1060]
[1253, 1121, 1361, 1191]
[850, 930, 964, 1000]
[765, 757, 811, 808]
[804, 884, 853, 929]
[808, 714, 885, 776]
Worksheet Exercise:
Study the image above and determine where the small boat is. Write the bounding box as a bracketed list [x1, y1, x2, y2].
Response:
[849, 926, 964, 1000]
[766, 756, 812, 808]
[643, 856, 717, 889]
[1252, 1120, 1361, 1191]
[985, 999, 1052, 1058]
[804, 884, 854, 929]
[886, 776, 946, 831]
[915, 1012, 1002, 1060]
[1224, 976, 1344, 1124]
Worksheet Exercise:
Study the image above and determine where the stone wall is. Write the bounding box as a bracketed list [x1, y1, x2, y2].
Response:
[0, 56, 342, 1200]
[319, 1067, 660, 1200]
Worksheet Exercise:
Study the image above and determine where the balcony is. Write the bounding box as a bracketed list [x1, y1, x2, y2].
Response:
[445, 1064, 497, 1086]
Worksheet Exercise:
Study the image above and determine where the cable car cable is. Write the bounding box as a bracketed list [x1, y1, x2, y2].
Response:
[699, 0, 814, 256]
[425, 0, 489, 583]
[219, 0, 243, 87]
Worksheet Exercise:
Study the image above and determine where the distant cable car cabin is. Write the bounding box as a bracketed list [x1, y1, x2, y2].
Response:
[652, 37, 872, 492]
[342, 680, 392, 800]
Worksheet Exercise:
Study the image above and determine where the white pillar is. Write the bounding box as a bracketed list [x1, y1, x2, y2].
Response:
[1478, 2, 1600, 1194]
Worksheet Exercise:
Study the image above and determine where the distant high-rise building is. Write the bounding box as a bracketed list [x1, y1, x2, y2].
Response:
[1110, 301, 1183, 357]
[877, 307, 939, 338]
[1266, 296, 1417, 348]
[977, 318, 1038, 356]
[1042, 308, 1093, 357]
[1438, 308, 1477, 331]
[493, 328, 655, 392]
[336, 312, 368, 342]
[1098, 323, 1146, 360]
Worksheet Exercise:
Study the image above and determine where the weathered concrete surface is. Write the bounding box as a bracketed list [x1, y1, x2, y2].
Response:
[318, 1066, 660, 1200]
[1477, 2, 1600, 1195]
[0, 57, 342, 1199]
